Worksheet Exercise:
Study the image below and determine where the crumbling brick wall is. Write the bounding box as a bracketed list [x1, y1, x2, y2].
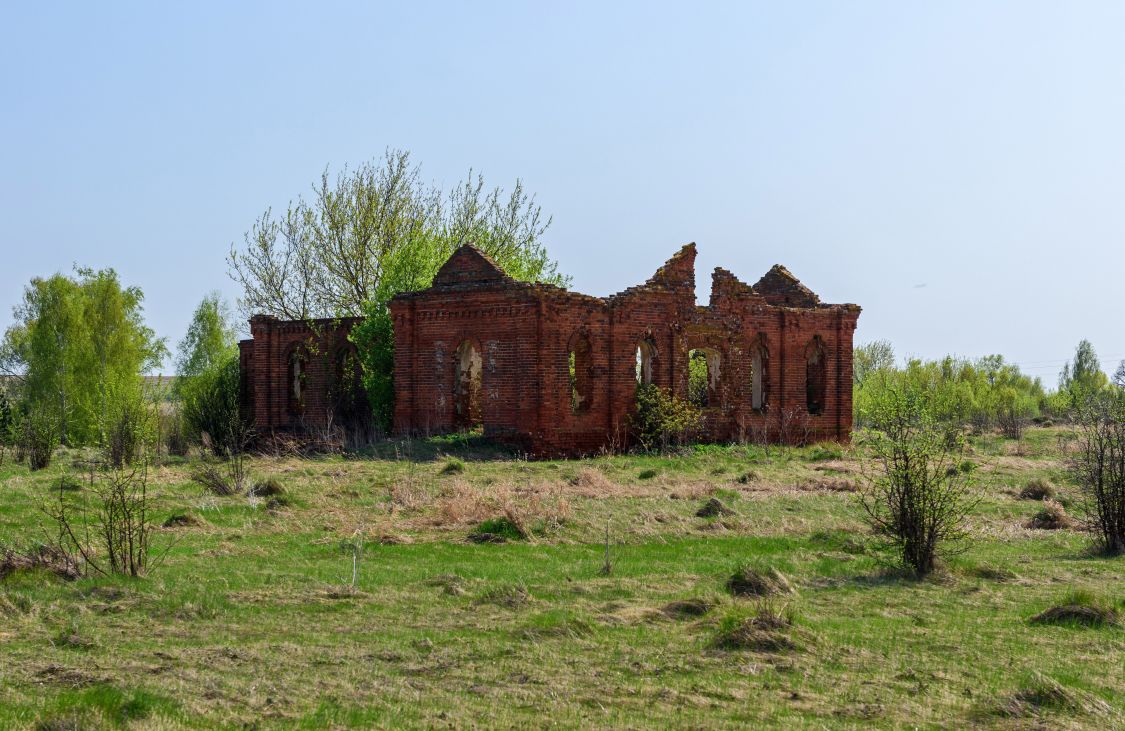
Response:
[388, 244, 861, 456]
[241, 244, 860, 455]
[239, 315, 366, 434]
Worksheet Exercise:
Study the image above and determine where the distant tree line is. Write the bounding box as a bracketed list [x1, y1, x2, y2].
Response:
[853, 338, 1122, 436]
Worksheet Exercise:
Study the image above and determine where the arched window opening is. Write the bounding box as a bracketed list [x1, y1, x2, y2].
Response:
[688, 348, 721, 407]
[635, 338, 656, 386]
[332, 347, 366, 422]
[454, 340, 483, 429]
[750, 342, 767, 411]
[287, 347, 309, 415]
[568, 332, 593, 414]
[806, 337, 827, 416]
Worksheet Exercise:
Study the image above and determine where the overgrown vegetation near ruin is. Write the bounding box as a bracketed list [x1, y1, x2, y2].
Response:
[1, 425, 1122, 729]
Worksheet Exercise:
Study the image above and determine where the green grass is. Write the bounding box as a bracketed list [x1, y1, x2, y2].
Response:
[0, 427, 1122, 728]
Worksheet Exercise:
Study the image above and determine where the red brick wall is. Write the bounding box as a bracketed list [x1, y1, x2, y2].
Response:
[240, 316, 364, 433]
[387, 244, 860, 456]
[241, 245, 860, 455]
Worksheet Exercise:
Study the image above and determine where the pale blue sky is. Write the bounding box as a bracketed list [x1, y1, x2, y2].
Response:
[2, 2, 1123, 381]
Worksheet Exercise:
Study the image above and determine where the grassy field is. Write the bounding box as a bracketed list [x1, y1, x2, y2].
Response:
[0, 427, 1122, 729]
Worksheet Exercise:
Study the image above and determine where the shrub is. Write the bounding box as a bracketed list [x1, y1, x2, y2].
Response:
[161, 406, 189, 457]
[1069, 393, 1125, 554]
[103, 391, 151, 469]
[21, 405, 58, 471]
[192, 457, 248, 497]
[180, 353, 248, 457]
[1019, 478, 1054, 501]
[630, 384, 702, 452]
[0, 388, 13, 465]
[860, 388, 978, 576]
[46, 460, 160, 577]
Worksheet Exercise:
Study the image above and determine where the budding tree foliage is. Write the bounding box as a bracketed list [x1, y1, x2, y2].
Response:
[227, 149, 569, 320]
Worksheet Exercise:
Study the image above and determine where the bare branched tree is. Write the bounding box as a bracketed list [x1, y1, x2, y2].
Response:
[1070, 392, 1125, 554]
[227, 149, 566, 320]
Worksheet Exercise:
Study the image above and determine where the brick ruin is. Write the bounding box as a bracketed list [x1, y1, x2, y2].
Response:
[240, 243, 860, 456]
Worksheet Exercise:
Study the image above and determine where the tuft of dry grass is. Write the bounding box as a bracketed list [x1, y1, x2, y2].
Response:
[566, 467, 615, 496]
[1019, 478, 1055, 501]
[661, 598, 716, 619]
[696, 497, 735, 518]
[999, 673, 1113, 719]
[0, 544, 81, 581]
[1026, 499, 1073, 530]
[391, 477, 431, 513]
[726, 566, 795, 598]
[712, 602, 804, 653]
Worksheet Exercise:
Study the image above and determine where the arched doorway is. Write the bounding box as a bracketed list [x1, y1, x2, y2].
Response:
[454, 339, 483, 429]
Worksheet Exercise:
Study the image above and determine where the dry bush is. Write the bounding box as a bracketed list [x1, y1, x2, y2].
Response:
[45, 463, 159, 577]
[192, 458, 247, 496]
[1070, 394, 1125, 554]
[1026, 499, 1073, 530]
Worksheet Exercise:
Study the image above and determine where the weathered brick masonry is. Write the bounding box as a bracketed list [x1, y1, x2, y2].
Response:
[388, 244, 860, 456]
[239, 315, 365, 433]
[241, 244, 860, 456]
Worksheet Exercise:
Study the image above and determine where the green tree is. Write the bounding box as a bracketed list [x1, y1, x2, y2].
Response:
[227, 149, 570, 320]
[0, 269, 165, 447]
[853, 340, 895, 388]
[175, 293, 237, 381]
[180, 353, 245, 456]
[1059, 339, 1108, 408]
[854, 352, 1043, 432]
